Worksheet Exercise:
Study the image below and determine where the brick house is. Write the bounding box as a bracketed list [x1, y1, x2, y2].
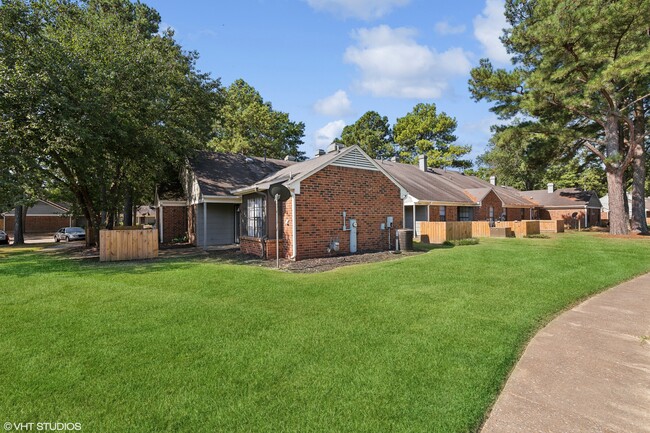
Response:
[155, 151, 296, 247]
[522, 184, 602, 228]
[2, 200, 79, 236]
[232, 145, 406, 260]
[380, 155, 536, 235]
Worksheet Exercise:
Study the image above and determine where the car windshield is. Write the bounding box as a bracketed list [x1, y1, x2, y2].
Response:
[67, 228, 85, 233]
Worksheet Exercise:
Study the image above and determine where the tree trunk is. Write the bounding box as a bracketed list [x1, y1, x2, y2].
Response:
[604, 113, 629, 235]
[606, 170, 628, 235]
[630, 101, 647, 233]
[12, 204, 25, 245]
[123, 190, 133, 226]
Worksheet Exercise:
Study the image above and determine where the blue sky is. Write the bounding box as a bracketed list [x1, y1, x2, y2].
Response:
[147, 0, 510, 161]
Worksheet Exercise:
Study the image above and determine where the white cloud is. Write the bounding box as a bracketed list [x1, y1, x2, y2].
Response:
[315, 120, 346, 147]
[343, 25, 472, 99]
[313, 90, 353, 117]
[305, 0, 410, 20]
[434, 21, 466, 36]
[473, 0, 510, 64]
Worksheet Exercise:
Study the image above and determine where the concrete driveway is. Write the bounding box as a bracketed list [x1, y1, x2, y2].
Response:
[482, 273, 650, 433]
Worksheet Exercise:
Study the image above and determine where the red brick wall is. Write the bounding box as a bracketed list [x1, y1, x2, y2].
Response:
[292, 165, 403, 260]
[4, 215, 70, 235]
[474, 190, 503, 221]
[446, 206, 458, 222]
[240, 236, 264, 257]
[265, 239, 285, 260]
[540, 208, 589, 228]
[159, 206, 187, 243]
[506, 208, 527, 221]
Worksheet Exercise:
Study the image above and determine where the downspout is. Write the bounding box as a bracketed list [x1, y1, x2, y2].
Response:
[290, 191, 297, 260]
[585, 207, 588, 228]
[160, 204, 164, 243]
[413, 204, 416, 235]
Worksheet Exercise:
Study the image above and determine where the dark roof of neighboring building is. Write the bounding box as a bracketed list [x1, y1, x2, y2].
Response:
[190, 151, 296, 197]
[522, 188, 602, 208]
[379, 161, 477, 204]
[4, 200, 69, 216]
[430, 169, 537, 208]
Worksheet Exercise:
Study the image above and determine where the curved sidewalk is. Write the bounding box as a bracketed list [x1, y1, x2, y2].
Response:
[482, 273, 650, 433]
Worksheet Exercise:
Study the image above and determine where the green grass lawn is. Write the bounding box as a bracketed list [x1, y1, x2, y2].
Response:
[1, 233, 649, 433]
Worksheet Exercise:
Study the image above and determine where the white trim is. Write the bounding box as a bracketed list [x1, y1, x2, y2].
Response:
[285, 145, 408, 199]
[412, 204, 416, 235]
[202, 195, 242, 204]
[157, 200, 186, 207]
[291, 191, 297, 260]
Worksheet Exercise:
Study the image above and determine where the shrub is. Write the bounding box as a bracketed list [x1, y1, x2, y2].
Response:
[443, 238, 479, 246]
[525, 234, 550, 239]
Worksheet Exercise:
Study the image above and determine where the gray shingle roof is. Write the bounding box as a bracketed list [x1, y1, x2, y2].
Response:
[522, 188, 601, 208]
[189, 151, 296, 197]
[379, 161, 477, 204]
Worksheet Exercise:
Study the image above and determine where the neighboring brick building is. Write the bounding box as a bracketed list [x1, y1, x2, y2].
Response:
[521, 184, 602, 228]
[2, 200, 79, 236]
[233, 146, 406, 260]
[380, 156, 536, 235]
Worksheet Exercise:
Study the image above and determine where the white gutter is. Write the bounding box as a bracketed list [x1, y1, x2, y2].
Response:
[291, 191, 297, 260]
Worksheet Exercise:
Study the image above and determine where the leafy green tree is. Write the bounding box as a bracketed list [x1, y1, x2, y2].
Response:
[210, 79, 305, 160]
[394, 103, 471, 169]
[477, 121, 566, 190]
[0, 0, 220, 245]
[338, 111, 394, 159]
[469, 0, 650, 234]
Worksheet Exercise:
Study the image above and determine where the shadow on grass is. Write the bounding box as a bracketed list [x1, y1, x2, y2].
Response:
[1, 247, 209, 279]
[413, 242, 454, 252]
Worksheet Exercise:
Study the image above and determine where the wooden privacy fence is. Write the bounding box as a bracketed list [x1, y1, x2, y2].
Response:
[539, 220, 564, 233]
[494, 220, 541, 237]
[99, 229, 158, 262]
[418, 221, 490, 243]
[471, 221, 491, 238]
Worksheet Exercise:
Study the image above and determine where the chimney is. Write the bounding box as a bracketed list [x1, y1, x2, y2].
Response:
[315, 149, 325, 157]
[489, 175, 496, 186]
[418, 154, 427, 171]
[547, 183, 554, 193]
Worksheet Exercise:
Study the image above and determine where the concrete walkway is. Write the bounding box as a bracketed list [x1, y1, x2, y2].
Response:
[482, 273, 650, 433]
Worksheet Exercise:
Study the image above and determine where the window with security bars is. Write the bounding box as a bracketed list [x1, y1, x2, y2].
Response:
[242, 195, 266, 238]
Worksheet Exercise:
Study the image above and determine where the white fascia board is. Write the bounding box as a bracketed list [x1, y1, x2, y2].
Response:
[285, 181, 300, 195]
[158, 200, 187, 207]
[203, 196, 242, 204]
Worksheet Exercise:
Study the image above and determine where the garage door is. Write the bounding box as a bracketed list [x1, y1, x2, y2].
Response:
[196, 203, 236, 246]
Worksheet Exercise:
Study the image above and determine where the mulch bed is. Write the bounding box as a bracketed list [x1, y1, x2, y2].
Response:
[206, 248, 423, 273]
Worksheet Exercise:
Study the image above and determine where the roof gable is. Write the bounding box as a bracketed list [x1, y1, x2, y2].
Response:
[234, 146, 406, 197]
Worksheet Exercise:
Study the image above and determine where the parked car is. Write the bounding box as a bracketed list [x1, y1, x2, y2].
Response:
[54, 227, 86, 242]
[0, 230, 9, 245]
